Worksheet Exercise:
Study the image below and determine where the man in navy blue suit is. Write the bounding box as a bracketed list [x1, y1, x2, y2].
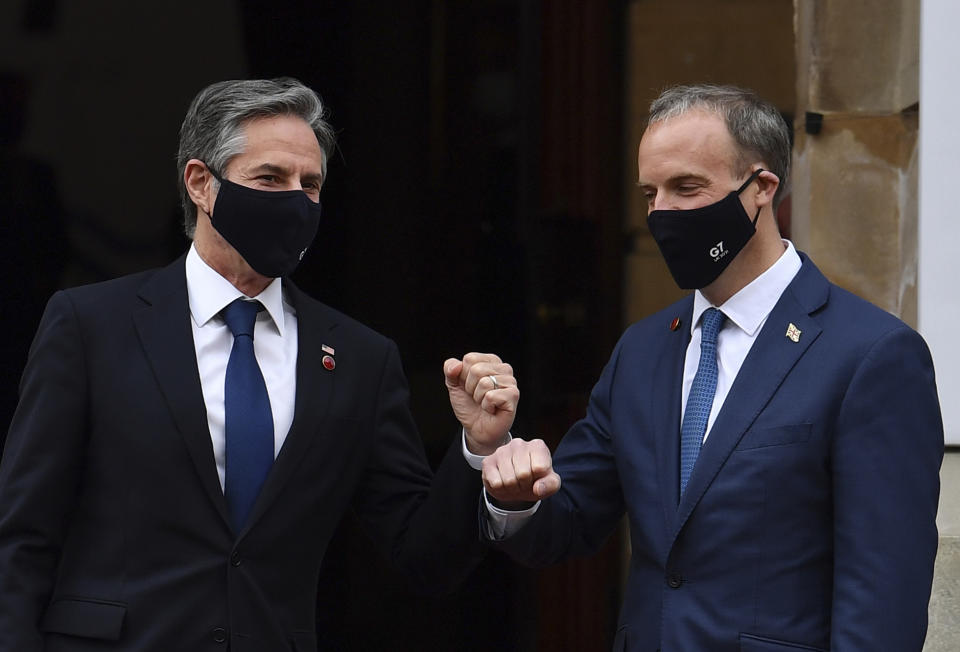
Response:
[479, 84, 943, 651]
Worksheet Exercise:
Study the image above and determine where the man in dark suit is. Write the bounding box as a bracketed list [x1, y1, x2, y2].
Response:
[0, 77, 517, 651]
[479, 84, 943, 651]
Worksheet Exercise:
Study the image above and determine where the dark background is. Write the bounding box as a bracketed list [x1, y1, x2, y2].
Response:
[1, 1, 627, 649]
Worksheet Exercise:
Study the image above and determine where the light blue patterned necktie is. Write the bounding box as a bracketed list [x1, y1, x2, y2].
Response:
[222, 299, 274, 532]
[679, 307, 726, 496]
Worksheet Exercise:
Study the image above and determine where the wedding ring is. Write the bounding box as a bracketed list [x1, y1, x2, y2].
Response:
[488, 375, 499, 390]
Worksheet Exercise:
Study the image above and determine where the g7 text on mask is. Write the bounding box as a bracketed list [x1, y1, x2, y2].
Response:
[646, 169, 764, 290]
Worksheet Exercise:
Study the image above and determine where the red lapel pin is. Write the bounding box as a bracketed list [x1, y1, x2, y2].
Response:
[670, 316, 682, 331]
[321, 344, 336, 371]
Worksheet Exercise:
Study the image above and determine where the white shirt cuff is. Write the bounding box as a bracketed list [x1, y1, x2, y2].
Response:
[460, 428, 541, 539]
[483, 490, 540, 540]
[461, 427, 511, 470]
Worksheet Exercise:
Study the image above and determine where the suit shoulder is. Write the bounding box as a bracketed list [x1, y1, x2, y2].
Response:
[793, 252, 921, 342]
[51, 266, 165, 316]
[61, 267, 160, 299]
[289, 290, 394, 350]
[819, 282, 919, 340]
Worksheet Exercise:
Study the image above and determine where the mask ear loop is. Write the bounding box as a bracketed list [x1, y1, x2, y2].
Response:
[200, 162, 224, 219]
[737, 168, 765, 226]
[202, 161, 223, 183]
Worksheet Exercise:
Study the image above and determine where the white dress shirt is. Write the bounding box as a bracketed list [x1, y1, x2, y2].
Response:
[683, 240, 802, 441]
[185, 245, 298, 490]
[482, 240, 802, 538]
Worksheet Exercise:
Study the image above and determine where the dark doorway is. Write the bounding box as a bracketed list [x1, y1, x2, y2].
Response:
[2, 1, 626, 649]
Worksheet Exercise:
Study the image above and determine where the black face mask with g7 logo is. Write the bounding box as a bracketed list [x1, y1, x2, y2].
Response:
[206, 168, 323, 279]
[646, 169, 764, 290]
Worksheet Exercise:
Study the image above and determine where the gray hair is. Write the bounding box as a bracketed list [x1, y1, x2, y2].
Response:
[648, 84, 791, 209]
[176, 77, 337, 237]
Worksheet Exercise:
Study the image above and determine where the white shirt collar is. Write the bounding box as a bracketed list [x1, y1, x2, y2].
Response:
[185, 244, 287, 336]
[691, 239, 802, 336]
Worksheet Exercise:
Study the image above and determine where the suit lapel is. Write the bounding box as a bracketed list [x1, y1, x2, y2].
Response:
[239, 282, 336, 536]
[672, 256, 829, 539]
[132, 256, 231, 527]
[653, 300, 694, 534]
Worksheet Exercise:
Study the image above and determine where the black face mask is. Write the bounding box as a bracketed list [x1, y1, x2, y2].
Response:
[206, 170, 323, 278]
[646, 169, 763, 290]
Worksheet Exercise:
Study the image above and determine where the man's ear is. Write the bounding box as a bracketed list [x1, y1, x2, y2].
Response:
[184, 159, 214, 215]
[753, 169, 780, 209]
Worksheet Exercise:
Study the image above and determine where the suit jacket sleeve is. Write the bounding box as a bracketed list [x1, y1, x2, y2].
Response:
[488, 338, 628, 566]
[830, 324, 943, 649]
[0, 292, 89, 650]
[348, 340, 487, 594]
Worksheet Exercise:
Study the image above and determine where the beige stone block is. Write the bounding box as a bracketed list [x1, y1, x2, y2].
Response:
[795, 0, 919, 113]
[938, 452, 960, 538]
[925, 536, 960, 651]
[791, 111, 918, 323]
[624, 0, 795, 227]
[928, 455, 960, 649]
[626, 0, 795, 119]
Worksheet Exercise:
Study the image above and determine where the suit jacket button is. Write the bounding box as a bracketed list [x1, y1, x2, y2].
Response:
[667, 573, 683, 589]
[212, 627, 228, 643]
[231, 551, 242, 567]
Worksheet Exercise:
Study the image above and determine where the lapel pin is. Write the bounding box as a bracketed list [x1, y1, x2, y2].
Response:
[321, 344, 336, 371]
[786, 323, 802, 343]
[670, 317, 682, 331]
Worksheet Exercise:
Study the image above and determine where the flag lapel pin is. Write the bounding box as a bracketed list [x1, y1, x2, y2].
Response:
[785, 323, 802, 343]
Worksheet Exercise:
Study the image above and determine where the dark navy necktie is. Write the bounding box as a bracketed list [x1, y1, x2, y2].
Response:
[679, 307, 726, 496]
[222, 298, 274, 531]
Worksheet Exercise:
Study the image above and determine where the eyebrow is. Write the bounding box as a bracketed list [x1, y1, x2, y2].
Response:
[249, 163, 324, 185]
[636, 173, 710, 189]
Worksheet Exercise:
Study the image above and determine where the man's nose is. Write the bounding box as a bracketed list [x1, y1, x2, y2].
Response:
[650, 194, 669, 211]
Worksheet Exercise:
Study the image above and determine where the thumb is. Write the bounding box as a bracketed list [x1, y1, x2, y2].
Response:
[533, 472, 561, 499]
[443, 358, 464, 388]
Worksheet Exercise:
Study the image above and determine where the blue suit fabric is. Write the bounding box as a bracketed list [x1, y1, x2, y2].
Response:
[494, 254, 943, 652]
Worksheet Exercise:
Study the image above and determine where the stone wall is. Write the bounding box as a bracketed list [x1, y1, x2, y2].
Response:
[792, 0, 919, 323]
[792, 2, 955, 648]
[926, 452, 960, 651]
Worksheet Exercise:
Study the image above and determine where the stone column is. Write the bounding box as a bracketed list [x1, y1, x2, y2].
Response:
[792, 0, 919, 322]
[792, 1, 956, 648]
